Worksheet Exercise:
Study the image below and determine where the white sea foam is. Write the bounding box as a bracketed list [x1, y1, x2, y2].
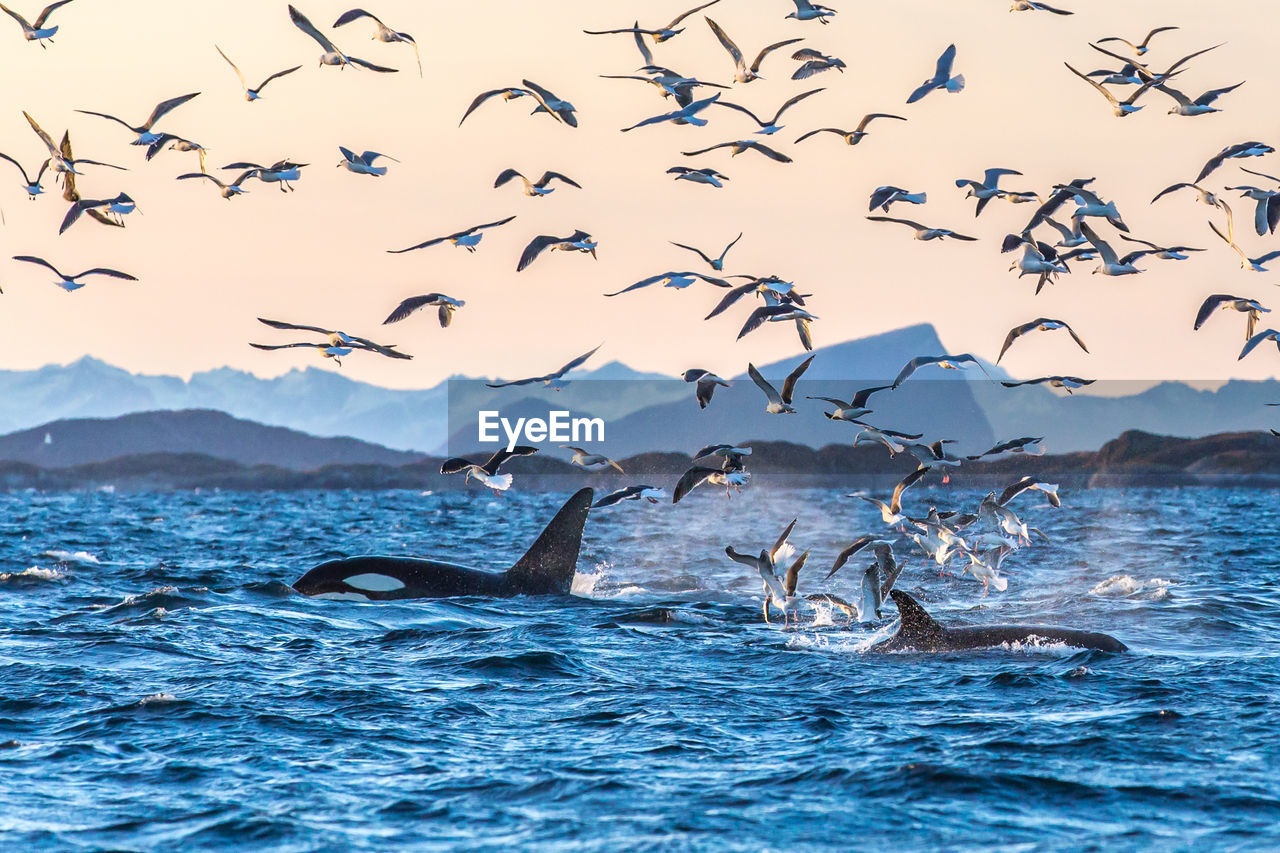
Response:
[40, 550, 100, 565]
[138, 693, 177, 705]
[1090, 575, 1175, 599]
[0, 566, 67, 584]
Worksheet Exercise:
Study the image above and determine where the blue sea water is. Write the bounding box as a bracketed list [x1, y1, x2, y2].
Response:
[1, 485, 1278, 851]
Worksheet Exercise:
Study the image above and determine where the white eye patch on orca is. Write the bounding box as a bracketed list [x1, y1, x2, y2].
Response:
[344, 573, 407, 592]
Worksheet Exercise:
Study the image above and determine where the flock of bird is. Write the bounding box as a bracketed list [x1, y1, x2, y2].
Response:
[2, 1, 1275, 626]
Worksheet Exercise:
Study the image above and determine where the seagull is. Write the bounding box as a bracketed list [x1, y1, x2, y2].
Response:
[791, 49, 844, 79]
[713, 89, 824, 135]
[1225, 170, 1280, 236]
[1009, 0, 1072, 12]
[518, 230, 597, 271]
[144, 133, 208, 172]
[704, 274, 808, 320]
[967, 436, 1045, 461]
[806, 384, 892, 422]
[1117, 234, 1204, 260]
[1240, 329, 1280, 361]
[854, 547, 904, 620]
[999, 375, 1094, 393]
[892, 354, 988, 388]
[1096, 26, 1178, 57]
[955, 168, 1023, 216]
[1157, 81, 1244, 116]
[747, 356, 814, 414]
[601, 67, 726, 103]
[59, 192, 136, 234]
[215, 45, 302, 101]
[727, 536, 808, 626]
[1054, 184, 1129, 231]
[786, 0, 836, 24]
[336, 147, 398, 176]
[1195, 294, 1269, 340]
[795, 113, 906, 146]
[1207, 218, 1280, 272]
[605, 270, 731, 297]
[852, 423, 924, 455]
[1084, 42, 1223, 112]
[704, 17, 802, 84]
[1152, 181, 1224, 209]
[998, 475, 1062, 508]
[673, 465, 750, 502]
[1006, 237, 1069, 294]
[906, 44, 964, 104]
[622, 92, 721, 131]
[562, 446, 625, 473]
[860, 468, 927, 527]
[388, 216, 516, 254]
[825, 535, 880, 580]
[11, 255, 136, 291]
[681, 139, 792, 163]
[252, 317, 411, 362]
[75, 92, 200, 147]
[904, 439, 964, 470]
[593, 485, 667, 508]
[866, 216, 977, 242]
[1195, 141, 1275, 184]
[869, 186, 926, 213]
[0, 152, 49, 198]
[693, 443, 752, 465]
[997, 318, 1089, 363]
[671, 232, 742, 271]
[0, 0, 73, 45]
[521, 79, 579, 127]
[23, 112, 123, 179]
[494, 169, 581, 197]
[288, 5, 397, 72]
[333, 8, 421, 76]
[583, 1, 722, 43]
[682, 369, 730, 409]
[1079, 222, 1144, 275]
[175, 169, 257, 198]
[221, 159, 307, 192]
[459, 87, 531, 126]
[441, 446, 538, 495]
[738, 300, 819, 351]
[382, 294, 466, 328]
[486, 344, 602, 390]
[1063, 62, 1165, 117]
[961, 548, 1009, 595]
[667, 166, 728, 187]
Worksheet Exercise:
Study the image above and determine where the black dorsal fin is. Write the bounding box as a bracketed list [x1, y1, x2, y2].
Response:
[506, 488, 594, 594]
[889, 590, 946, 647]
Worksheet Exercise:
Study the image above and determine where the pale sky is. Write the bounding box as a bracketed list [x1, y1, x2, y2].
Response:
[0, 0, 1277, 389]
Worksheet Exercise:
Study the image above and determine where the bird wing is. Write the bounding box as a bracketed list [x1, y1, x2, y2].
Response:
[750, 38, 804, 74]
[669, 0, 722, 28]
[1062, 322, 1090, 353]
[23, 112, 58, 155]
[671, 241, 715, 265]
[34, 0, 73, 27]
[856, 113, 907, 132]
[0, 3, 31, 28]
[784, 550, 808, 597]
[704, 280, 756, 319]
[736, 305, 782, 341]
[288, 4, 339, 52]
[540, 171, 581, 189]
[713, 99, 766, 127]
[892, 356, 927, 388]
[1064, 62, 1119, 108]
[744, 141, 792, 162]
[552, 344, 602, 378]
[518, 234, 560, 271]
[681, 142, 733, 157]
[850, 384, 892, 408]
[1196, 82, 1244, 106]
[215, 45, 249, 89]
[747, 363, 783, 404]
[780, 355, 816, 404]
[932, 43, 957, 80]
[460, 88, 523, 126]
[388, 234, 447, 253]
[998, 321, 1035, 363]
[73, 109, 138, 133]
[866, 215, 924, 230]
[890, 467, 927, 514]
[347, 56, 398, 72]
[257, 317, 338, 337]
[519, 79, 566, 123]
[1239, 329, 1280, 360]
[333, 8, 382, 27]
[12, 255, 59, 275]
[0, 152, 32, 184]
[1078, 221, 1119, 265]
[144, 92, 200, 129]
[483, 445, 538, 475]
[704, 17, 743, 67]
[827, 535, 874, 580]
[471, 214, 517, 234]
[75, 267, 137, 281]
[383, 294, 444, 325]
[259, 65, 303, 91]
[769, 88, 824, 124]
[673, 466, 718, 503]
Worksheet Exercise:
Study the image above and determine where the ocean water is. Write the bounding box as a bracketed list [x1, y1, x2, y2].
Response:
[1, 485, 1278, 851]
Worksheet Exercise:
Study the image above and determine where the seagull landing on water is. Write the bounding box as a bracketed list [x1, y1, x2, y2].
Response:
[997, 318, 1089, 363]
[795, 113, 906, 147]
[76, 92, 200, 147]
[0, 152, 49, 198]
[336, 147, 398, 176]
[215, 46, 302, 101]
[583, 1, 723, 44]
[0, 1, 74, 45]
[906, 44, 964, 103]
[704, 17, 801, 84]
[561, 446, 625, 474]
[866, 215, 977, 242]
[288, 5, 398, 72]
[441, 447, 538, 496]
[333, 8, 421, 76]
[671, 232, 742, 271]
[786, 0, 836, 24]
[682, 369, 730, 409]
[494, 169, 581, 197]
[747, 356, 814, 414]
[388, 216, 516, 254]
[592, 485, 667, 508]
[1195, 294, 1269, 341]
[11, 255, 136, 291]
[518, 230, 597, 272]
[382, 294, 465, 328]
[485, 344, 603, 391]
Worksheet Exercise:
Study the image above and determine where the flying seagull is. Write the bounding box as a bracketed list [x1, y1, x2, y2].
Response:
[892, 354, 988, 388]
[176, 169, 259, 199]
[859, 468, 927, 527]
[221, 159, 307, 192]
[388, 216, 516, 254]
[441, 447, 538, 495]
[59, 192, 136, 234]
[494, 169, 581, 197]
[486, 344, 603, 390]
[23, 112, 123, 178]
[288, 4, 397, 71]
[1063, 62, 1165, 117]
[583, 1, 722, 43]
[967, 436, 1045, 460]
[0, 152, 49, 198]
[866, 215, 977, 242]
[521, 79, 579, 126]
[605, 270, 731, 297]
[593, 485, 667, 508]
[215, 45, 302, 101]
[459, 87, 531, 126]
[738, 301, 819, 351]
[333, 8, 421, 76]
[683, 368, 730, 409]
[1009, 0, 1072, 12]
[747, 355, 814, 414]
[671, 232, 742, 270]
[704, 17, 802, 84]
[252, 317, 411, 362]
[622, 92, 721, 131]
[997, 318, 1089, 363]
[680, 139, 792, 163]
[517, 230, 597, 271]
[713, 89, 824, 135]
[382, 294, 466, 328]
[1157, 81, 1244, 117]
[955, 168, 1023, 216]
[791, 48, 844, 79]
[806, 383, 891, 422]
[667, 166, 728, 187]
[0, 0, 73, 45]
[11, 254, 136, 291]
[1079, 221, 1145, 276]
[786, 0, 836, 23]
[1195, 294, 1269, 340]
[336, 147, 398, 176]
[906, 44, 964, 104]
[562, 446, 625, 474]
[1196, 141, 1275, 184]
[1000, 375, 1094, 393]
[75, 92, 200, 146]
[795, 112, 906, 146]
[1240, 330, 1280, 361]
[1096, 26, 1178, 57]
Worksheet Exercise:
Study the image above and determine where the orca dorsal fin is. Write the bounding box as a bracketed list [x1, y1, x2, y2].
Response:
[889, 590, 946, 647]
[506, 488, 594, 595]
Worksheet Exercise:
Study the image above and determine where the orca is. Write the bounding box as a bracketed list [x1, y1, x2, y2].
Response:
[292, 488, 593, 600]
[873, 590, 1127, 653]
